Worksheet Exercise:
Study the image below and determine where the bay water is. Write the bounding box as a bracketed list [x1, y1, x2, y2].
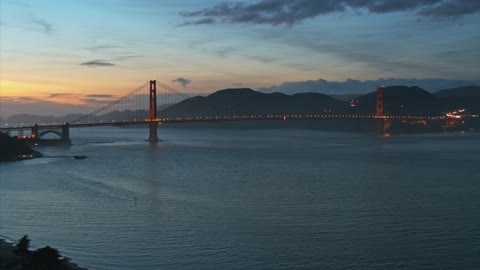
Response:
[1, 127, 479, 269]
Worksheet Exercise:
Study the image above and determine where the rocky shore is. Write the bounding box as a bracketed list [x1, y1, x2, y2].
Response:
[0, 133, 42, 162]
[0, 238, 87, 270]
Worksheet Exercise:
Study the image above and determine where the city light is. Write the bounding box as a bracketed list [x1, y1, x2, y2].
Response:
[446, 108, 467, 119]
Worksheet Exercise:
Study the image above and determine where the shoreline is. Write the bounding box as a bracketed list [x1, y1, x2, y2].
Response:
[0, 238, 88, 270]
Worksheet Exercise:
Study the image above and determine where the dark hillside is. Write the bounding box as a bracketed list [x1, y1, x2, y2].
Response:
[159, 88, 346, 118]
[434, 86, 480, 114]
[0, 133, 42, 162]
[435, 86, 480, 98]
[349, 86, 439, 115]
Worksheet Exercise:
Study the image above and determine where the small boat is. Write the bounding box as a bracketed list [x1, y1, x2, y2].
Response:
[73, 155, 87, 160]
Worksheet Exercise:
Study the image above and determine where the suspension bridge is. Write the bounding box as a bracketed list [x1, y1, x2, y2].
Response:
[0, 80, 452, 145]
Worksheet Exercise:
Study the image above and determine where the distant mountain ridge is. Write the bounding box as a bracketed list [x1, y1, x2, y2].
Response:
[4, 85, 480, 124]
[158, 88, 344, 117]
[6, 114, 84, 124]
[257, 78, 480, 95]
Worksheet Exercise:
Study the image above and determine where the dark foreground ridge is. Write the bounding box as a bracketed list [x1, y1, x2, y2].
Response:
[0, 236, 87, 270]
[0, 133, 42, 162]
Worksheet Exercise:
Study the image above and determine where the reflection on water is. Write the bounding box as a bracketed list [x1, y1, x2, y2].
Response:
[1, 127, 480, 270]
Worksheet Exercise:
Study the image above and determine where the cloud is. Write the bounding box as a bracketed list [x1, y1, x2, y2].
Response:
[257, 78, 480, 94]
[178, 17, 215, 26]
[180, 0, 480, 26]
[32, 18, 52, 33]
[45, 93, 77, 99]
[80, 60, 116, 67]
[82, 94, 116, 105]
[247, 55, 276, 64]
[172, 77, 192, 87]
[418, 0, 480, 18]
[86, 45, 120, 51]
[2, 96, 45, 105]
[113, 55, 143, 61]
[82, 98, 114, 105]
[85, 94, 114, 98]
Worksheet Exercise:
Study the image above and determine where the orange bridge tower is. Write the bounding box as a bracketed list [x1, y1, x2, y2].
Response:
[148, 80, 160, 143]
[376, 86, 385, 134]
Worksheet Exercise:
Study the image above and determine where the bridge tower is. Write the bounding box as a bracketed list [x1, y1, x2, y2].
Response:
[61, 122, 71, 144]
[31, 124, 39, 138]
[376, 86, 385, 134]
[148, 80, 160, 144]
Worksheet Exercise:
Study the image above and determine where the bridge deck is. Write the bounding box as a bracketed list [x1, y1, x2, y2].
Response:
[0, 114, 448, 131]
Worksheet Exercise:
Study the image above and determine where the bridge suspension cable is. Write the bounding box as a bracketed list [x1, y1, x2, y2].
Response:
[72, 82, 150, 124]
[70, 80, 196, 125]
[68, 79, 246, 126]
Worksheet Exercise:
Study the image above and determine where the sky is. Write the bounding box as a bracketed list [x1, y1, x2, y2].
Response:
[1, 0, 480, 116]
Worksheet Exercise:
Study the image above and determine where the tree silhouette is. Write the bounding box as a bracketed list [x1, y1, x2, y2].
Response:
[23, 246, 68, 270]
[13, 235, 31, 256]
